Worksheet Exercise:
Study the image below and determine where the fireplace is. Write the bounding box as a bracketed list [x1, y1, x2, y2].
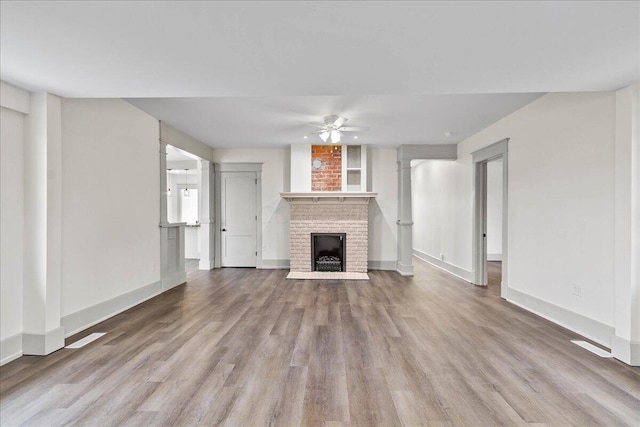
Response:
[280, 192, 376, 277]
[311, 233, 346, 272]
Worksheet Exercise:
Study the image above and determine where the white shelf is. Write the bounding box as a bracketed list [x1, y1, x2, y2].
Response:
[342, 145, 367, 192]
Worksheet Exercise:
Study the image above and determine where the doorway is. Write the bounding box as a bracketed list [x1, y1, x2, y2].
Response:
[214, 163, 262, 268]
[166, 145, 203, 272]
[472, 139, 509, 298]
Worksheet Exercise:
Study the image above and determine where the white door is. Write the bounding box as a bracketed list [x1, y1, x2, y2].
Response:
[221, 172, 257, 267]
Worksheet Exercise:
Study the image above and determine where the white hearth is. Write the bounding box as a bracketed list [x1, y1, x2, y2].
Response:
[281, 192, 377, 279]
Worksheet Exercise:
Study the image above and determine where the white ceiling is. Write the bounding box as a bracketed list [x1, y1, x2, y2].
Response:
[1, 1, 638, 148]
[128, 93, 543, 148]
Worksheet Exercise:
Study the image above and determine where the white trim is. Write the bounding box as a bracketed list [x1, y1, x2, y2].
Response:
[66, 333, 107, 349]
[160, 121, 214, 162]
[214, 163, 263, 269]
[62, 280, 163, 337]
[368, 260, 397, 270]
[413, 250, 474, 282]
[0, 333, 23, 365]
[611, 335, 640, 366]
[0, 80, 30, 114]
[471, 138, 509, 298]
[571, 340, 612, 358]
[506, 286, 614, 348]
[471, 138, 509, 163]
[162, 272, 187, 291]
[22, 327, 65, 356]
[396, 261, 414, 276]
[261, 259, 290, 269]
[487, 253, 502, 261]
[260, 259, 396, 270]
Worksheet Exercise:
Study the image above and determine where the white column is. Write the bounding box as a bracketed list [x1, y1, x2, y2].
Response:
[22, 93, 64, 355]
[159, 140, 186, 289]
[199, 160, 214, 270]
[612, 83, 640, 366]
[159, 141, 168, 226]
[396, 159, 414, 276]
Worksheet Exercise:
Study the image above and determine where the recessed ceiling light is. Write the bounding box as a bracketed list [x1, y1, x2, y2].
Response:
[303, 135, 308, 139]
[353, 135, 358, 139]
[444, 131, 456, 137]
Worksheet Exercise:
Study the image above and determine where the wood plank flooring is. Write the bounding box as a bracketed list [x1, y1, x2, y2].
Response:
[1, 259, 639, 426]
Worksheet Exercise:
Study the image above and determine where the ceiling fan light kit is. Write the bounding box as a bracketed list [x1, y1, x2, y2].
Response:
[307, 115, 366, 144]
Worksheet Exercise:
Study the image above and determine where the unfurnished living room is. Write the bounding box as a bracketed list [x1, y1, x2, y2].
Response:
[1, 1, 639, 426]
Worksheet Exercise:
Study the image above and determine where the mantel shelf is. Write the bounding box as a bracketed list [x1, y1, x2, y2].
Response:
[280, 192, 377, 204]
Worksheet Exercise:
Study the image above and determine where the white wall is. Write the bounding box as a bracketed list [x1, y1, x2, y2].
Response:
[290, 144, 311, 192]
[487, 159, 503, 260]
[413, 92, 617, 344]
[212, 148, 291, 263]
[212, 146, 398, 267]
[368, 148, 398, 267]
[60, 99, 161, 317]
[0, 106, 24, 342]
[412, 159, 472, 275]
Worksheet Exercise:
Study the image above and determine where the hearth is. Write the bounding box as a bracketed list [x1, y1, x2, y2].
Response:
[311, 233, 346, 272]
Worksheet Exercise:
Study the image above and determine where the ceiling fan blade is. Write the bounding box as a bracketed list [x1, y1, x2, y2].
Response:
[338, 126, 367, 132]
[332, 116, 348, 128]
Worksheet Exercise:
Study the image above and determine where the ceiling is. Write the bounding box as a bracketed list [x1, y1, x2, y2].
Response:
[128, 93, 543, 148]
[1, 1, 638, 148]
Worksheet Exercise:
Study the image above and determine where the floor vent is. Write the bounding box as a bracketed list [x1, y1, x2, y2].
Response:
[571, 340, 612, 358]
[67, 332, 107, 349]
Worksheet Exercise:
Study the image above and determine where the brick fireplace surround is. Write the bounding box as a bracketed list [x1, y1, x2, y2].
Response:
[281, 192, 377, 279]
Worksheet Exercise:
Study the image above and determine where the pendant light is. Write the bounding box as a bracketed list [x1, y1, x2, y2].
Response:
[183, 169, 190, 197]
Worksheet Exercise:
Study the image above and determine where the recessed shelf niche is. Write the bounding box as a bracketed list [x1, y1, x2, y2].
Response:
[342, 144, 367, 191]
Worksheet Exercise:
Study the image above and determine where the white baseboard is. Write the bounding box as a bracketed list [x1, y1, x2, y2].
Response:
[412, 249, 473, 282]
[261, 259, 290, 269]
[396, 260, 414, 276]
[487, 253, 502, 261]
[162, 272, 186, 291]
[611, 335, 640, 366]
[368, 260, 397, 271]
[1, 333, 23, 365]
[260, 260, 398, 271]
[61, 280, 163, 338]
[506, 286, 614, 348]
[22, 326, 65, 356]
[199, 258, 214, 270]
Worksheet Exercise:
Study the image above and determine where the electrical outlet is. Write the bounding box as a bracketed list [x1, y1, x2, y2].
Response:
[440, 252, 445, 261]
[572, 284, 582, 297]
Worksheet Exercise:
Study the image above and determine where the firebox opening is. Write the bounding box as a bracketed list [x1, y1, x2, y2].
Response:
[311, 233, 346, 272]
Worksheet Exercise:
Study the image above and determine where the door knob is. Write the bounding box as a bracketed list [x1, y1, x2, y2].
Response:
[222, 228, 227, 232]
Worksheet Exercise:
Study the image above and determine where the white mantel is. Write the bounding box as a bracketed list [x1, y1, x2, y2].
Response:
[280, 192, 377, 203]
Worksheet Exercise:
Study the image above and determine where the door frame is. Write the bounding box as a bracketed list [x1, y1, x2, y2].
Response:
[471, 138, 509, 298]
[214, 163, 263, 269]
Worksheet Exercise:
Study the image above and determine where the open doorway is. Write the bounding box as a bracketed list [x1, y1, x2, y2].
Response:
[472, 139, 509, 298]
[166, 145, 203, 273]
[486, 158, 503, 292]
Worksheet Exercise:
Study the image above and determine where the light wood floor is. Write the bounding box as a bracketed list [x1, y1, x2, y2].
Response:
[1, 259, 639, 426]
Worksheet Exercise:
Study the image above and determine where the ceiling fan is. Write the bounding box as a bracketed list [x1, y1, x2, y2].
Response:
[306, 115, 366, 144]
